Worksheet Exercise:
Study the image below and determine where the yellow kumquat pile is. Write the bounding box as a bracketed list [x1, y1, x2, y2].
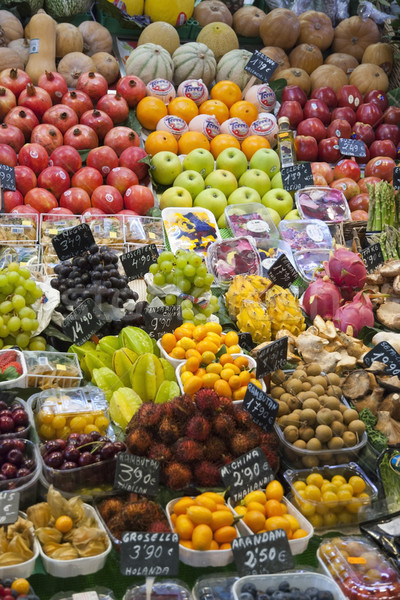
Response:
[161, 323, 242, 361]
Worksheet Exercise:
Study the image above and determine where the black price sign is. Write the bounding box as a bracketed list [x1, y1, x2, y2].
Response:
[120, 244, 158, 281]
[120, 532, 179, 577]
[144, 305, 183, 339]
[339, 138, 367, 158]
[63, 298, 107, 345]
[243, 382, 279, 431]
[0, 491, 19, 524]
[256, 337, 288, 379]
[281, 163, 313, 192]
[364, 341, 400, 376]
[232, 530, 294, 576]
[219, 447, 274, 503]
[267, 254, 299, 288]
[244, 50, 278, 83]
[362, 243, 384, 273]
[114, 453, 160, 496]
[52, 223, 95, 261]
[393, 166, 400, 190]
[238, 332, 256, 352]
[0, 164, 15, 191]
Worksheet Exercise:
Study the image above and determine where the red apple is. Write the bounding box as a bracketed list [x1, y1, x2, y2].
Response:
[356, 102, 382, 127]
[277, 100, 303, 128]
[313, 174, 328, 186]
[327, 119, 352, 140]
[24, 187, 58, 213]
[358, 176, 380, 193]
[331, 106, 357, 127]
[375, 123, 400, 147]
[3, 190, 23, 212]
[106, 167, 139, 195]
[38, 166, 70, 199]
[91, 185, 123, 214]
[365, 156, 396, 181]
[351, 209, 369, 221]
[82, 207, 105, 217]
[311, 161, 334, 184]
[352, 122, 375, 147]
[337, 85, 363, 110]
[369, 139, 397, 160]
[364, 90, 389, 113]
[124, 185, 154, 215]
[303, 99, 330, 125]
[294, 135, 318, 161]
[330, 177, 360, 200]
[354, 142, 370, 165]
[14, 165, 37, 197]
[119, 146, 149, 180]
[297, 118, 326, 142]
[311, 86, 337, 109]
[281, 85, 307, 107]
[383, 106, 400, 125]
[71, 167, 103, 196]
[45, 207, 74, 218]
[60, 188, 91, 214]
[333, 159, 361, 182]
[318, 137, 341, 163]
[349, 193, 369, 212]
[11, 204, 39, 216]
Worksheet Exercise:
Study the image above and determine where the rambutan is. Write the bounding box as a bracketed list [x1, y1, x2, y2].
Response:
[126, 428, 152, 455]
[164, 461, 192, 490]
[212, 413, 236, 438]
[148, 443, 172, 463]
[147, 520, 171, 533]
[222, 453, 234, 465]
[136, 403, 162, 429]
[97, 497, 124, 522]
[194, 460, 221, 487]
[175, 438, 204, 463]
[169, 394, 196, 425]
[195, 388, 221, 414]
[217, 396, 234, 414]
[233, 407, 254, 429]
[159, 417, 180, 444]
[230, 432, 258, 457]
[107, 513, 126, 540]
[203, 436, 227, 462]
[260, 431, 280, 451]
[122, 501, 154, 531]
[186, 415, 211, 442]
[261, 445, 280, 473]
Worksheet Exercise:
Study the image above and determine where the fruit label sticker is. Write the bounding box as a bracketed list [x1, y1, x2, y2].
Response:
[219, 447, 274, 503]
[232, 529, 294, 576]
[339, 138, 367, 157]
[393, 166, 400, 190]
[244, 50, 279, 83]
[362, 242, 384, 273]
[120, 243, 158, 280]
[63, 298, 107, 346]
[364, 341, 400, 376]
[243, 382, 279, 431]
[247, 219, 270, 233]
[114, 452, 160, 496]
[238, 332, 256, 352]
[256, 336, 288, 379]
[306, 224, 324, 242]
[144, 305, 183, 339]
[281, 163, 313, 191]
[52, 223, 95, 261]
[29, 38, 39, 54]
[267, 254, 299, 288]
[0, 491, 20, 524]
[120, 532, 179, 577]
[0, 164, 15, 191]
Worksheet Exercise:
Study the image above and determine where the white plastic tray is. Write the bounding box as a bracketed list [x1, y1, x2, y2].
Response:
[0, 349, 27, 389]
[232, 572, 346, 600]
[157, 338, 185, 370]
[0, 512, 39, 579]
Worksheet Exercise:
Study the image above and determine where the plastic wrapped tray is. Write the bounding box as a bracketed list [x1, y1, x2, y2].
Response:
[124, 581, 192, 600]
[295, 186, 351, 223]
[294, 248, 331, 282]
[0, 440, 41, 509]
[0, 214, 39, 245]
[0, 392, 32, 440]
[0, 349, 27, 390]
[162, 207, 221, 255]
[232, 572, 346, 600]
[192, 573, 239, 600]
[206, 236, 261, 288]
[23, 351, 82, 389]
[224, 203, 279, 248]
[0, 512, 40, 579]
[278, 219, 333, 251]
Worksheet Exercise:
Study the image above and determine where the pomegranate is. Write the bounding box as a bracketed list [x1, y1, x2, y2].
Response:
[96, 93, 129, 124]
[0, 145, 17, 167]
[37, 71, 68, 104]
[50, 146, 82, 177]
[3, 189, 23, 212]
[42, 104, 78, 134]
[91, 184, 123, 213]
[76, 71, 108, 103]
[116, 75, 146, 107]
[86, 146, 119, 177]
[11, 204, 39, 216]
[71, 167, 103, 196]
[45, 207, 74, 218]
[80, 109, 113, 140]
[4, 107, 39, 140]
[38, 166, 70, 199]
[30, 124, 63, 155]
[61, 90, 93, 118]
[303, 276, 342, 319]
[106, 167, 139, 194]
[63, 125, 98, 150]
[0, 87, 16, 120]
[24, 187, 58, 213]
[119, 146, 149, 180]
[104, 126, 140, 156]
[60, 187, 91, 214]
[18, 143, 49, 175]
[0, 68, 31, 98]
[82, 207, 105, 217]
[0, 123, 24, 152]
[18, 84, 52, 119]
[14, 165, 37, 196]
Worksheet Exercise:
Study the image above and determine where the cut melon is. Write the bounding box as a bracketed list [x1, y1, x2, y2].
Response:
[172, 42, 216, 87]
[217, 49, 258, 90]
[126, 43, 174, 84]
[197, 21, 239, 63]
[137, 21, 180, 55]
[144, 0, 194, 26]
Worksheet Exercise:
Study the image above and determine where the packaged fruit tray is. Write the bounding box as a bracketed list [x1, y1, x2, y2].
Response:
[0, 214, 39, 245]
[232, 572, 346, 600]
[23, 351, 82, 389]
[0, 439, 41, 508]
[0, 349, 27, 390]
[192, 574, 239, 600]
[40, 214, 83, 245]
[0, 512, 40, 579]
[124, 581, 192, 600]
[0, 392, 32, 440]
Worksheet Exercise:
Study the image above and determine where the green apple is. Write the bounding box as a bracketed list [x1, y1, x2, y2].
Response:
[249, 148, 280, 179]
[265, 206, 281, 227]
[228, 186, 261, 205]
[205, 169, 238, 198]
[261, 188, 293, 218]
[239, 169, 271, 197]
[194, 188, 227, 219]
[182, 148, 215, 178]
[151, 151, 182, 185]
[284, 209, 300, 220]
[160, 186, 192, 210]
[216, 148, 248, 179]
[271, 172, 283, 189]
[173, 170, 205, 199]
[217, 213, 227, 228]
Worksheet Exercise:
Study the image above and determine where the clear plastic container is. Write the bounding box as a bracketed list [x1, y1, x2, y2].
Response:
[224, 203, 279, 248]
[0, 213, 39, 245]
[0, 349, 27, 390]
[295, 187, 351, 223]
[206, 237, 261, 288]
[23, 351, 82, 389]
[284, 463, 379, 530]
[40, 214, 83, 245]
[50, 587, 115, 600]
[279, 219, 333, 251]
[124, 581, 192, 600]
[0, 392, 32, 440]
[257, 241, 295, 278]
[82, 214, 124, 246]
[294, 248, 331, 282]
[192, 573, 239, 600]
[124, 215, 165, 247]
[162, 207, 221, 255]
[0, 512, 40, 579]
[232, 572, 346, 600]
[0, 440, 41, 508]
[0, 246, 41, 270]
[318, 536, 400, 599]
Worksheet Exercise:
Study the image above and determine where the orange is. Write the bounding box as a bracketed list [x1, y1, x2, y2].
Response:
[210, 134, 240, 159]
[230, 101, 258, 126]
[204, 332, 221, 346]
[234, 356, 249, 369]
[265, 516, 291, 534]
[214, 379, 232, 397]
[175, 326, 193, 340]
[283, 514, 300, 532]
[244, 510, 266, 533]
[178, 131, 210, 154]
[219, 353, 234, 366]
[177, 336, 196, 350]
[199, 99, 230, 124]
[234, 505, 247, 516]
[195, 495, 217, 511]
[185, 356, 200, 373]
[210, 540, 219, 550]
[265, 499, 284, 517]
[180, 371, 193, 385]
[205, 322, 222, 334]
[206, 363, 223, 375]
[183, 376, 203, 395]
[55, 515, 73, 533]
[11, 580, 30, 596]
[220, 542, 232, 550]
[170, 347, 186, 359]
[243, 490, 266, 505]
[224, 331, 239, 347]
[174, 496, 196, 515]
[214, 525, 237, 543]
[221, 368, 235, 381]
[202, 373, 220, 388]
[136, 96, 168, 130]
[195, 368, 207, 377]
[168, 97, 199, 123]
[197, 340, 218, 354]
[211, 80, 242, 108]
[175, 514, 195, 540]
[203, 492, 225, 503]
[201, 351, 216, 365]
[241, 135, 271, 160]
[187, 505, 213, 524]
[145, 130, 178, 155]
[161, 332, 177, 353]
[239, 371, 251, 386]
[192, 524, 213, 551]
[247, 501, 266, 513]
[227, 344, 241, 354]
[266, 480, 284, 501]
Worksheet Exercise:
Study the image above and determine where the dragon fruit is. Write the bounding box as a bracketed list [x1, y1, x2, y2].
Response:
[324, 247, 367, 291]
[303, 276, 342, 319]
[333, 291, 374, 336]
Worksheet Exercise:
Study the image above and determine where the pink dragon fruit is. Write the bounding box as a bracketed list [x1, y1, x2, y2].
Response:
[303, 276, 342, 319]
[324, 247, 367, 291]
[333, 291, 374, 336]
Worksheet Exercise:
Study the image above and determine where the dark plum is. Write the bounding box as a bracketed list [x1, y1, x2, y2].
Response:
[63, 446, 80, 463]
[60, 461, 78, 470]
[16, 468, 31, 478]
[7, 449, 23, 466]
[1, 463, 17, 478]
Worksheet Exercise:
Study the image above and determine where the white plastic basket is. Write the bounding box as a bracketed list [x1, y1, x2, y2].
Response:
[0, 349, 27, 389]
[157, 338, 185, 370]
[0, 512, 39, 579]
[232, 572, 346, 600]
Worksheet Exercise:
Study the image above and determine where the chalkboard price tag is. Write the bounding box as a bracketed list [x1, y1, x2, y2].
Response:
[267, 254, 299, 288]
[52, 223, 95, 261]
[120, 532, 179, 577]
[393, 166, 400, 190]
[243, 382, 279, 431]
[244, 50, 278, 83]
[114, 453, 160, 496]
[62, 298, 107, 345]
[364, 341, 400, 376]
[144, 305, 183, 339]
[281, 163, 313, 192]
[0, 164, 15, 191]
[0, 491, 19, 524]
[232, 530, 294, 576]
[219, 447, 274, 503]
[362, 243, 384, 273]
[120, 244, 158, 280]
[256, 336, 288, 379]
[238, 332, 256, 352]
[339, 138, 367, 157]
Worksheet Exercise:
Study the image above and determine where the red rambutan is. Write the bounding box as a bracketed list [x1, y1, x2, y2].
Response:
[203, 436, 227, 462]
[195, 388, 221, 414]
[212, 413, 236, 438]
[170, 394, 196, 424]
[222, 453, 234, 465]
[260, 431, 280, 452]
[230, 432, 258, 457]
[261, 445, 280, 473]
[136, 403, 162, 428]
[194, 460, 221, 487]
[186, 415, 211, 442]
[147, 520, 171, 533]
[217, 396, 234, 414]
[148, 443, 173, 463]
[164, 461, 192, 489]
[126, 428, 152, 455]
[233, 407, 254, 429]
[175, 438, 204, 463]
[159, 417, 180, 444]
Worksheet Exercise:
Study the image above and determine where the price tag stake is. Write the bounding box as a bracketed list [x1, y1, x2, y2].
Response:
[361, 243, 384, 273]
[244, 50, 278, 83]
[243, 382, 279, 432]
[52, 223, 95, 262]
[281, 163, 313, 192]
[256, 337, 288, 379]
[0, 491, 20, 524]
[120, 244, 159, 281]
[114, 453, 160, 496]
[364, 341, 400, 376]
[268, 254, 299, 288]
[393, 166, 400, 191]
[0, 164, 16, 192]
[62, 298, 107, 346]
[144, 305, 183, 339]
[219, 447, 274, 503]
[232, 530, 294, 576]
[339, 138, 367, 158]
[120, 532, 179, 577]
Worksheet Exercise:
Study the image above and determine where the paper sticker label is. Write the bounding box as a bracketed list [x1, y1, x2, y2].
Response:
[347, 557, 367, 565]
[247, 219, 270, 233]
[306, 224, 324, 242]
[29, 39, 39, 54]
[56, 364, 67, 371]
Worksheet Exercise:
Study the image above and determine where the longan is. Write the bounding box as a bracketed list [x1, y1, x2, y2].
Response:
[306, 363, 321, 376]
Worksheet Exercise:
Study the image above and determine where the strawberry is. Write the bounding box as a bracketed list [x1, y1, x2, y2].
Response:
[0, 350, 17, 367]
[1, 361, 22, 375]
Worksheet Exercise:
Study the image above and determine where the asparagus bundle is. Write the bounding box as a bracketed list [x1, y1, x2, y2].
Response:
[368, 225, 400, 261]
[367, 181, 400, 232]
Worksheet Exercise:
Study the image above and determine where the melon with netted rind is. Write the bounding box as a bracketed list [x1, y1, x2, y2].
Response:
[126, 43, 174, 84]
[217, 49, 260, 90]
[172, 42, 216, 87]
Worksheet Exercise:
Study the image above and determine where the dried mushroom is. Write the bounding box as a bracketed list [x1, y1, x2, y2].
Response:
[342, 370, 375, 401]
[377, 302, 400, 330]
[379, 260, 400, 278]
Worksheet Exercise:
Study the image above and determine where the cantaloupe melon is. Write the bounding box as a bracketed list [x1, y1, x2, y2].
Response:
[217, 49, 258, 90]
[144, 0, 194, 26]
[196, 21, 239, 63]
[126, 43, 174, 84]
[172, 42, 216, 87]
[137, 21, 180, 55]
